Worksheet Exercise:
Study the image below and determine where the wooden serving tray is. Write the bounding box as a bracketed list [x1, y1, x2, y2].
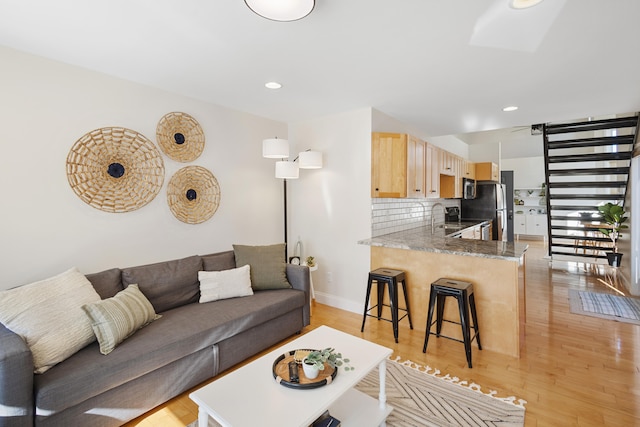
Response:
[272, 349, 337, 389]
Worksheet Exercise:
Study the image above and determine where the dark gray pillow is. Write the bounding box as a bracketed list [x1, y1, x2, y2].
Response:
[121, 255, 202, 313]
[232, 244, 291, 290]
[201, 251, 236, 272]
[85, 268, 123, 300]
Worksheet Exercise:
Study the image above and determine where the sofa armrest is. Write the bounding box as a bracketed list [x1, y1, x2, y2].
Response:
[0, 323, 34, 427]
[286, 264, 311, 326]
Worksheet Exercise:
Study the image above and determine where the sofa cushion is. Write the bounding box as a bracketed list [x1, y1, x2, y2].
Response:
[34, 288, 305, 415]
[0, 267, 100, 374]
[233, 243, 291, 290]
[198, 265, 253, 303]
[85, 268, 123, 299]
[82, 284, 161, 355]
[201, 250, 236, 271]
[121, 255, 202, 313]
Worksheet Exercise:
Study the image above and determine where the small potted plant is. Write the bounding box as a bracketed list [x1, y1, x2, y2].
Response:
[597, 202, 628, 267]
[306, 256, 316, 268]
[302, 347, 352, 379]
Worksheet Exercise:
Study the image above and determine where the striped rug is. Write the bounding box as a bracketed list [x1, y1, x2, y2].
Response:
[188, 358, 527, 427]
[354, 358, 526, 427]
[569, 289, 640, 325]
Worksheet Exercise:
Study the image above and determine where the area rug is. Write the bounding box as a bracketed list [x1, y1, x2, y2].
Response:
[188, 357, 526, 427]
[568, 289, 640, 325]
[354, 357, 526, 426]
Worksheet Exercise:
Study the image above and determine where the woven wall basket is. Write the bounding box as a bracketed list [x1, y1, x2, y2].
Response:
[156, 112, 205, 162]
[167, 166, 220, 224]
[66, 127, 165, 213]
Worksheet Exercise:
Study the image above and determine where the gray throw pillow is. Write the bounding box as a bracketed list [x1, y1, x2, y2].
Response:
[233, 243, 291, 290]
[121, 255, 202, 313]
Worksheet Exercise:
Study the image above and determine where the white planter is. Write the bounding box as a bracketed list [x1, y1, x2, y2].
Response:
[302, 361, 320, 379]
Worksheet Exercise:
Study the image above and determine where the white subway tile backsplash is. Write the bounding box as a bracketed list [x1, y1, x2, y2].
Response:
[370, 198, 461, 237]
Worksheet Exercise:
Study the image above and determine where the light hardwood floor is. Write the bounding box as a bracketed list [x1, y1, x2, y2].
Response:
[125, 241, 640, 426]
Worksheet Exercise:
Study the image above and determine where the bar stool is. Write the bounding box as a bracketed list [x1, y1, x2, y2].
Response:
[361, 268, 413, 343]
[422, 278, 481, 368]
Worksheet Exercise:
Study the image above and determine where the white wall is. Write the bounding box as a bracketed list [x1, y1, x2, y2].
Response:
[373, 109, 469, 158]
[502, 156, 545, 188]
[468, 142, 501, 164]
[288, 108, 372, 313]
[0, 46, 286, 289]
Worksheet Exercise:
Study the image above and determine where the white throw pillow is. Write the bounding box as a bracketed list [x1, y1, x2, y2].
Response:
[0, 267, 101, 373]
[198, 265, 254, 303]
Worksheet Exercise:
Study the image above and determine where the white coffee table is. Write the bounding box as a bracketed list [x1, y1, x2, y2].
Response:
[189, 325, 393, 426]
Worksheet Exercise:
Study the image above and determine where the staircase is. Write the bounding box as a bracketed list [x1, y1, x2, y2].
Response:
[543, 113, 638, 262]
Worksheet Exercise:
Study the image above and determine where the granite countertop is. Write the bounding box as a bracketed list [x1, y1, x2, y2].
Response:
[358, 222, 528, 261]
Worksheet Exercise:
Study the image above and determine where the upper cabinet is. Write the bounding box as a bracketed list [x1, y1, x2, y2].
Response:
[462, 159, 476, 180]
[439, 150, 456, 176]
[406, 135, 426, 198]
[425, 143, 440, 198]
[371, 132, 408, 198]
[371, 132, 473, 200]
[475, 162, 499, 181]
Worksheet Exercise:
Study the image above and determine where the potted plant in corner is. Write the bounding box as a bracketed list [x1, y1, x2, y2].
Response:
[597, 202, 628, 267]
[302, 347, 352, 379]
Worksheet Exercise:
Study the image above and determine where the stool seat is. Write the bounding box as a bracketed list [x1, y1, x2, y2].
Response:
[422, 278, 481, 368]
[361, 268, 413, 343]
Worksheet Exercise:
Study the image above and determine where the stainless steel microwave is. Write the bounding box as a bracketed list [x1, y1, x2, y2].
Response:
[462, 178, 476, 199]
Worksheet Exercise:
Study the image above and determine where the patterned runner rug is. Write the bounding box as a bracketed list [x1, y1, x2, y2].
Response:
[568, 289, 640, 325]
[354, 358, 526, 427]
[189, 357, 526, 427]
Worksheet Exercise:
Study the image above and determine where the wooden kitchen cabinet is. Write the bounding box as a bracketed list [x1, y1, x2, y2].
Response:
[462, 160, 476, 179]
[371, 132, 408, 198]
[407, 135, 426, 198]
[475, 162, 499, 181]
[425, 143, 440, 198]
[439, 150, 456, 176]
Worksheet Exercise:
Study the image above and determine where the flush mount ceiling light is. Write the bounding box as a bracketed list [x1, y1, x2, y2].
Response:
[265, 81, 282, 89]
[245, 0, 315, 22]
[509, 0, 544, 9]
[502, 105, 519, 112]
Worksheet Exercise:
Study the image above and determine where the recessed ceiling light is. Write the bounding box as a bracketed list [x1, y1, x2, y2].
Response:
[502, 105, 519, 112]
[510, 0, 544, 9]
[265, 82, 282, 89]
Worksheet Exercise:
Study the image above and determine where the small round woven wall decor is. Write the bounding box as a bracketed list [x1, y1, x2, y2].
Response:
[156, 112, 205, 162]
[167, 166, 221, 224]
[66, 127, 165, 213]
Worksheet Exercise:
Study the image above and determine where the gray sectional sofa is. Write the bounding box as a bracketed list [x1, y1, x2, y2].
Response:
[0, 249, 311, 427]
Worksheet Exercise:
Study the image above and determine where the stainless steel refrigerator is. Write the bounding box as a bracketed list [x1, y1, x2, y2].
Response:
[460, 182, 507, 241]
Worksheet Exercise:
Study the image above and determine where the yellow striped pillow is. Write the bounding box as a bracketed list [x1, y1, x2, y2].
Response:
[82, 284, 160, 355]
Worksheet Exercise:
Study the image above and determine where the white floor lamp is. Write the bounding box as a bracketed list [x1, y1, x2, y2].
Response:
[262, 138, 322, 260]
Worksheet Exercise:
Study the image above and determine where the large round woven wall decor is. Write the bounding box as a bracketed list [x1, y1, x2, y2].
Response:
[156, 112, 205, 162]
[167, 166, 220, 224]
[66, 127, 165, 213]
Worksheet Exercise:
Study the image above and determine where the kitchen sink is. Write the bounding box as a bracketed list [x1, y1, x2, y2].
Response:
[440, 224, 466, 231]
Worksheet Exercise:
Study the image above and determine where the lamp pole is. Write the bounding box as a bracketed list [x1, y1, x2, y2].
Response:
[283, 179, 288, 262]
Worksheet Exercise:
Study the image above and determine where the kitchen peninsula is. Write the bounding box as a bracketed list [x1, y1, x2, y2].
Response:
[359, 224, 528, 358]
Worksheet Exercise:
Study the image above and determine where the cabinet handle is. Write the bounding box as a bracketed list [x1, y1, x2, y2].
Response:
[431, 190, 436, 193]
[416, 189, 421, 192]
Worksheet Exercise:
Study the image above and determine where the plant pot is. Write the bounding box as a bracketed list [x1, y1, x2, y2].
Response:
[606, 252, 623, 267]
[302, 361, 320, 379]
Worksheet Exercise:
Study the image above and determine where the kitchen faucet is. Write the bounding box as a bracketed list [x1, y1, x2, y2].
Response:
[431, 202, 445, 233]
[416, 202, 428, 228]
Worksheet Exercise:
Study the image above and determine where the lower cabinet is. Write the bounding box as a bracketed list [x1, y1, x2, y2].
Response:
[514, 213, 547, 238]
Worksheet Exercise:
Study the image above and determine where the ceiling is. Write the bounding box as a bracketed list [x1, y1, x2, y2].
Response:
[1, 0, 639, 139]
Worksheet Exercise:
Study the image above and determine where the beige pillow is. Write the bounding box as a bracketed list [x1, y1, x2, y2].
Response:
[82, 284, 160, 355]
[198, 265, 254, 303]
[233, 243, 291, 290]
[0, 267, 101, 373]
